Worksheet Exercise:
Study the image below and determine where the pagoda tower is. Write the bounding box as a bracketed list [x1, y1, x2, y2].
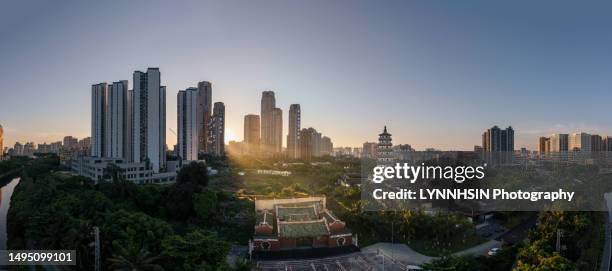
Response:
[377, 126, 395, 164]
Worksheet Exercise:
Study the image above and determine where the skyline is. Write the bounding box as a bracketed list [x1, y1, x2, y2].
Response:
[2, 1, 612, 150]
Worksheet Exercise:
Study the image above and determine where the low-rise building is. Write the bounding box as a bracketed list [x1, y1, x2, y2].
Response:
[250, 196, 354, 253]
[71, 156, 205, 184]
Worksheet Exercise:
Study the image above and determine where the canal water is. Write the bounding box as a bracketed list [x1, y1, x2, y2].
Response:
[0, 178, 19, 251]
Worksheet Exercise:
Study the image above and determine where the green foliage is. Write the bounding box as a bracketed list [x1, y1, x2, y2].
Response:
[512, 211, 596, 271]
[193, 190, 218, 221]
[422, 246, 518, 271]
[341, 204, 480, 254]
[7, 157, 234, 270]
[100, 209, 173, 258]
[177, 162, 209, 186]
[161, 230, 230, 271]
[515, 253, 575, 271]
[164, 180, 202, 220]
[108, 244, 165, 271]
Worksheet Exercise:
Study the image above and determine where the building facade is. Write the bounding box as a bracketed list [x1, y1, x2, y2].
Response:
[261, 91, 276, 153]
[550, 134, 569, 152]
[260, 91, 283, 154]
[91, 81, 131, 159]
[132, 68, 166, 172]
[362, 142, 377, 159]
[272, 107, 283, 153]
[63, 136, 78, 149]
[592, 134, 603, 152]
[177, 88, 199, 160]
[298, 128, 319, 161]
[244, 114, 261, 153]
[197, 81, 212, 154]
[538, 137, 550, 153]
[482, 125, 514, 152]
[569, 133, 591, 152]
[321, 136, 333, 156]
[287, 104, 301, 159]
[208, 102, 225, 156]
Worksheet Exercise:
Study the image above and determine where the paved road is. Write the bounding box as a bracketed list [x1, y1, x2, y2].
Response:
[362, 239, 502, 266]
[361, 213, 537, 266]
[362, 243, 434, 265]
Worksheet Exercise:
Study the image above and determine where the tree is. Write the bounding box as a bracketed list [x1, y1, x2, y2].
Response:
[161, 230, 230, 271]
[193, 190, 218, 221]
[108, 243, 165, 271]
[100, 209, 173, 260]
[163, 181, 201, 220]
[177, 162, 209, 186]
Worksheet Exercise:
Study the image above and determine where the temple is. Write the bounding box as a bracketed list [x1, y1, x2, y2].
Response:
[250, 196, 354, 253]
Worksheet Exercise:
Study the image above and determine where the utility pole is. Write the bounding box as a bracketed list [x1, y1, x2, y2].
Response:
[94, 226, 101, 271]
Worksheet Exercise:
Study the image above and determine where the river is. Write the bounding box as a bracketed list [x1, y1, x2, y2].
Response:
[0, 178, 19, 251]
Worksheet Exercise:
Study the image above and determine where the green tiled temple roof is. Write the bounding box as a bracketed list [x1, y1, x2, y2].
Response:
[276, 205, 317, 221]
[278, 220, 329, 238]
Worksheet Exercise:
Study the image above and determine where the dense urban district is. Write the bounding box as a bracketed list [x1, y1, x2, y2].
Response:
[1, 68, 611, 271]
[0, 151, 608, 271]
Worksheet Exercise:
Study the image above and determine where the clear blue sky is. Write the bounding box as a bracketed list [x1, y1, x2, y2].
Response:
[1, 0, 611, 150]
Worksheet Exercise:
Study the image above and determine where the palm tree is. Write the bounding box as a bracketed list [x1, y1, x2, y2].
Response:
[108, 244, 165, 271]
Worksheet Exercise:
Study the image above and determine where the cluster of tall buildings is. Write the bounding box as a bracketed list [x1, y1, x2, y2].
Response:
[481, 126, 515, 152]
[76, 67, 225, 184]
[237, 91, 333, 160]
[91, 68, 168, 172]
[176, 81, 225, 161]
[539, 133, 612, 153]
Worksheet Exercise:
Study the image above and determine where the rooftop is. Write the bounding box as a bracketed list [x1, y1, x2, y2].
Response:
[278, 220, 329, 238]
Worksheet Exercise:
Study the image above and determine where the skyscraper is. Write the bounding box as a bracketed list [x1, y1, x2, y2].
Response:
[272, 107, 283, 153]
[209, 102, 225, 156]
[197, 81, 212, 154]
[287, 104, 301, 158]
[177, 88, 199, 160]
[260, 91, 276, 153]
[243, 114, 260, 152]
[482, 126, 514, 152]
[132, 68, 166, 172]
[538, 137, 550, 153]
[91, 81, 130, 159]
[591, 134, 603, 152]
[569, 133, 591, 152]
[321, 136, 333, 156]
[298, 127, 317, 161]
[550, 134, 569, 152]
[91, 83, 106, 157]
[603, 136, 612, 152]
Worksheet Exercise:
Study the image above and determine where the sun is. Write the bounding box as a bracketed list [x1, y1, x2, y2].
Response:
[225, 129, 237, 143]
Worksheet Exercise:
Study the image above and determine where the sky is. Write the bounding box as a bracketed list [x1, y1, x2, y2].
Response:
[1, 0, 612, 151]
